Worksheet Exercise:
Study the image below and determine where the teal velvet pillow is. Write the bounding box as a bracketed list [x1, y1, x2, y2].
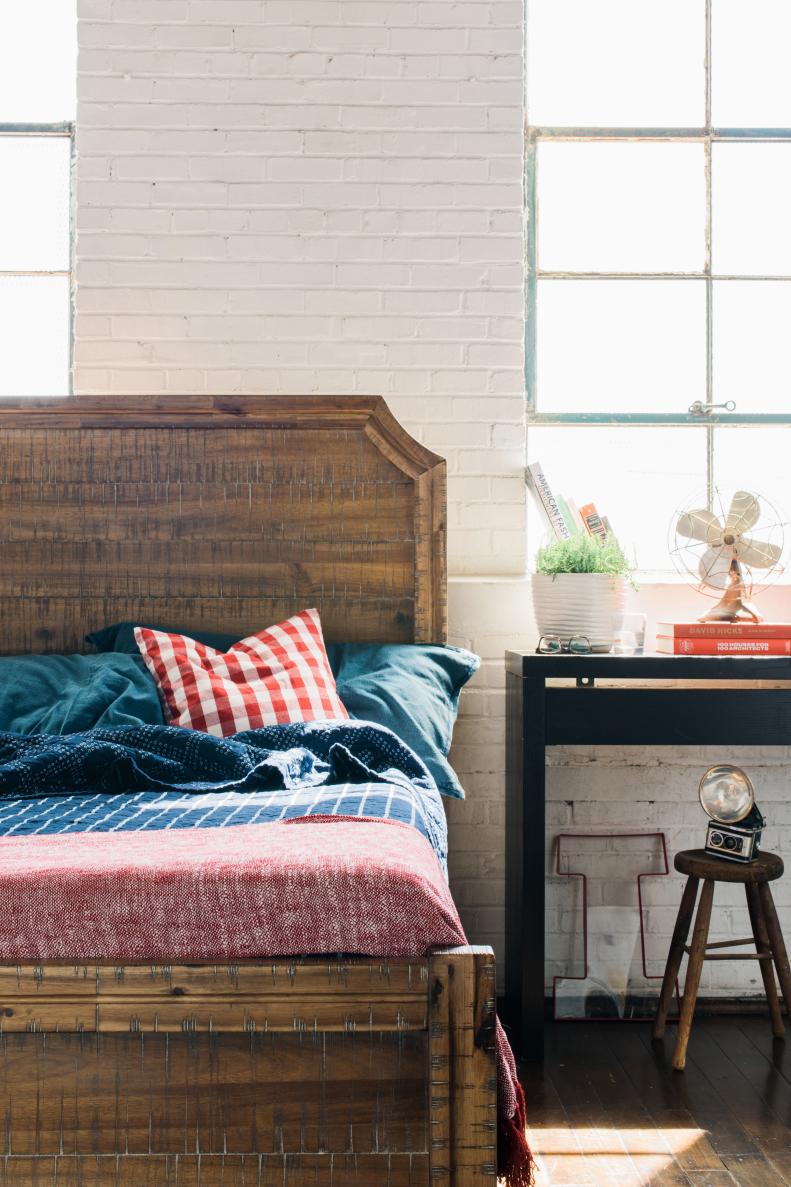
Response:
[87, 624, 479, 798]
[0, 653, 166, 735]
[330, 643, 479, 799]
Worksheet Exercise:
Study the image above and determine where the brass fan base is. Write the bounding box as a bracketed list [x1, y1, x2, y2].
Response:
[699, 558, 763, 623]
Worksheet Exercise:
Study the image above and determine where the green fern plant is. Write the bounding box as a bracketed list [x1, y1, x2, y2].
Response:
[535, 533, 633, 580]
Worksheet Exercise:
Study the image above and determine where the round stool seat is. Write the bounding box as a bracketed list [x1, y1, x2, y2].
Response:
[674, 848, 783, 884]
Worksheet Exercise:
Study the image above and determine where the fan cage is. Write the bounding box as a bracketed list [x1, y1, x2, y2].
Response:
[668, 488, 787, 601]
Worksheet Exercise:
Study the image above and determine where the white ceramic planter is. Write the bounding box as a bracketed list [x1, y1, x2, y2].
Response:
[531, 572, 627, 653]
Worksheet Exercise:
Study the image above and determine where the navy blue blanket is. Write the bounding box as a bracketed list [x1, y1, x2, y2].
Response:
[0, 720, 433, 798]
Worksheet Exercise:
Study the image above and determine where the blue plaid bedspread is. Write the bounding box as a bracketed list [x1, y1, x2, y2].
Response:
[0, 720, 448, 871]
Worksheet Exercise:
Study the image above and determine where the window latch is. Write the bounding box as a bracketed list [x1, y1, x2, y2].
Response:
[688, 400, 736, 417]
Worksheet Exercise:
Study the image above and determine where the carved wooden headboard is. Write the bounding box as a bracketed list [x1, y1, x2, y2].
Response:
[0, 396, 446, 653]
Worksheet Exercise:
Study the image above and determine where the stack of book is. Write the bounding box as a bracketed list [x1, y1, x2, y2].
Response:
[656, 622, 791, 655]
[526, 460, 612, 541]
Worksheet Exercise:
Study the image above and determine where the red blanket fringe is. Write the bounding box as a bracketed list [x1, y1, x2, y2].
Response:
[498, 1079, 534, 1186]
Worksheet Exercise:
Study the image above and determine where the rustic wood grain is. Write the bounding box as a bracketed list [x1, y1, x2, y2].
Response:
[0, 1154, 431, 1186]
[428, 944, 452, 1181]
[653, 875, 698, 1040]
[745, 882, 785, 1037]
[0, 395, 446, 650]
[0, 953, 495, 1182]
[0, 1028, 428, 1157]
[673, 879, 715, 1071]
[758, 881, 791, 1022]
[0, 993, 428, 1034]
[675, 849, 784, 885]
[429, 947, 498, 1185]
[0, 959, 429, 998]
[0, 949, 496, 1183]
[533, 1019, 791, 1187]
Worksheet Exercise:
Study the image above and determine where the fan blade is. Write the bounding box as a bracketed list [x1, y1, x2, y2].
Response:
[735, 535, 783, 570]
[677, 508, 722, 544]
[725, 490, 760, 537]
[698, 546, 734, 590]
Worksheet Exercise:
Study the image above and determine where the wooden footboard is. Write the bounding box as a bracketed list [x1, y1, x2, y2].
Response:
[0, 946, 496, 1185]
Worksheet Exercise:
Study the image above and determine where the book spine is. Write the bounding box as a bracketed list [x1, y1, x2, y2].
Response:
[555, 493, 582, 537]
[526, 462, 571, 540]
[656, 622, 791, 639]
[579, 502, 606, 538]
[656, 636, 791, 655]
[565, 497, 588, 536]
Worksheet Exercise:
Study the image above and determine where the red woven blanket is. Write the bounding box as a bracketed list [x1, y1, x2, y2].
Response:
[0, 815, 532, 1184]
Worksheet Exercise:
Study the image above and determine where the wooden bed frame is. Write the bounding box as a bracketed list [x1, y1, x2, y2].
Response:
[0, 396, 497, 1186]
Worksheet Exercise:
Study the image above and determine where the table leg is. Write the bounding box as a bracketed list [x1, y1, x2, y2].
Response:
[505, 669, 524, 1041]
[506, 675, 546, 1062]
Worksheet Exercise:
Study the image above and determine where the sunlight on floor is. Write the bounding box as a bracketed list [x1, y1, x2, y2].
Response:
[528, 1124, 707, 1186]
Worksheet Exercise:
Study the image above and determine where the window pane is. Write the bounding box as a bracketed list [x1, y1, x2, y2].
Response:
[713, 428, 791, 552]
[712, 144, 791, 275]
[537, 142, 707, 273]
[0, 138, 70, 271]
[526, 427, 704, 572]
[537, 280, 705, 413]
[0, 1, 76, 121]
[0, 277, 69, 396]
[712, 0, 791, 127]
[528, 0, 705, 127]
[713, 281, 791, 412]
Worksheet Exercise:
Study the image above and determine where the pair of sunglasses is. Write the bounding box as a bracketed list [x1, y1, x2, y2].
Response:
[536, 634, 592, 655]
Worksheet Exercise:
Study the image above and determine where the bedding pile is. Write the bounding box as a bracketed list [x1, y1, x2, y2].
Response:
[0, 719, 447, 868]
[0, 635, 532, 1183]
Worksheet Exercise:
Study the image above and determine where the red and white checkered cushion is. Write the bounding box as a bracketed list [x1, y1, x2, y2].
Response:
[134, 609, 348, 736]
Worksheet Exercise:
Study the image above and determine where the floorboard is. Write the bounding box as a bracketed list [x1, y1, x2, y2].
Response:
[523, 1018, 791, 1187]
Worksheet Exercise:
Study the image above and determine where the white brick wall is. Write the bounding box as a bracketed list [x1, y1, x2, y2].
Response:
[73, 0, 787, 1000]
[74, 0, 527, 577]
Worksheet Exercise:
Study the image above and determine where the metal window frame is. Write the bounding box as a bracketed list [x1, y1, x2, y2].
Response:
[525, 0, 791, 505]
[0, 121, 75, 396]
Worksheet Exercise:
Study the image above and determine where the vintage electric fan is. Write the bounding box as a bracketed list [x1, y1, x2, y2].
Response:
[670, 489, 786, 622]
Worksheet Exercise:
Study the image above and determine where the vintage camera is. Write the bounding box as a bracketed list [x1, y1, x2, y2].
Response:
[699, 765, 765, 864]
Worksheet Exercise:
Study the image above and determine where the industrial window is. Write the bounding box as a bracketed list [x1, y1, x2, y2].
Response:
[0, 3, 76, 396]
[526, 1, 791, 574]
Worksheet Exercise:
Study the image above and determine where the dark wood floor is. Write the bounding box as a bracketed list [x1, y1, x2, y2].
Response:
[521, 1018, 791, 1186]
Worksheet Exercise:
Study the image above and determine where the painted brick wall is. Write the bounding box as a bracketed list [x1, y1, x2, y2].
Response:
[74, 0, 526, 578]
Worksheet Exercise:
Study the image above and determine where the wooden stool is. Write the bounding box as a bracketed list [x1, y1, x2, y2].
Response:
[653, 849, 791, 1070]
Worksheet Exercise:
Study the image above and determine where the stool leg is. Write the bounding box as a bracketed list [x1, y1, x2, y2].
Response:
[758, 882, 791, 1019]
[673, 878, 714, 1072]
[653, 875, 699, 1039]
[746, 883, 784, 1037]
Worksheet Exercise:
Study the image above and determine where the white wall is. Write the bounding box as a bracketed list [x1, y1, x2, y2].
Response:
[74, 0, 789, 998]
[74, 0, 526, 578]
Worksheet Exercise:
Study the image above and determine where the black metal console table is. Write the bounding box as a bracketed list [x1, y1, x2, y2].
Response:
[505, 652, 791, 1062]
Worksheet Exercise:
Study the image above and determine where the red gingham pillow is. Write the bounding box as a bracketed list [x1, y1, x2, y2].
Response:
[134, 609, 348, 736]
